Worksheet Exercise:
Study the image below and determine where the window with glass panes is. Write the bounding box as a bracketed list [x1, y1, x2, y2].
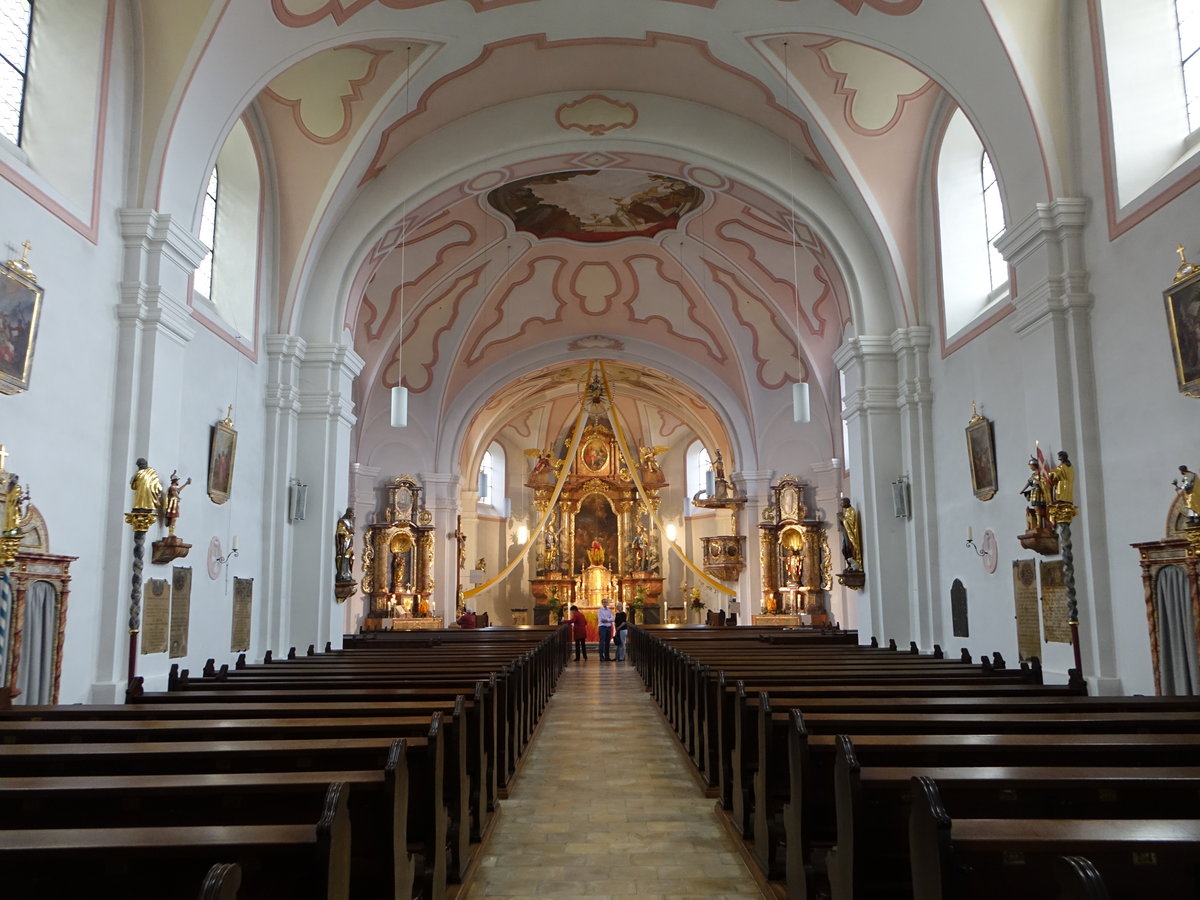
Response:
[194, 169, 218, 299]
[0, 0, 32, 145]
[980, 152, 1006, 292]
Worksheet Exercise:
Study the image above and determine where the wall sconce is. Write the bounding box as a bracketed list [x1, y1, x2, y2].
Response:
[965, 527, 998, 573]
[215, 535, 240, 566]
[965, 527, 987, 556]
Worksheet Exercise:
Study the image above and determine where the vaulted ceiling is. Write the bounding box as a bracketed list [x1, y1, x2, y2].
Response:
[139, 0, 1053, 476]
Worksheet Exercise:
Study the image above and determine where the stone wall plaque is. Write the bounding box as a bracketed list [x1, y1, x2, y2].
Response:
[1012, 558, 1041, 661]
[169, 567, 192, 659]
[142, 579, 170, 654]
[1039, 560, 1071, 643]
[950, 578, 969, 638]
[231, 577, 253, 652]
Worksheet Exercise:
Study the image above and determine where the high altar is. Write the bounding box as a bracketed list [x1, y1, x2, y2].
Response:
[757, 475, 832, 625]
[359, 476, 438, 629]
[527, 422, 666, 630]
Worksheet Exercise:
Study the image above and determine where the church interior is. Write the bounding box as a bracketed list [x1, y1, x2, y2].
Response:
[1, 0, 1199, 707]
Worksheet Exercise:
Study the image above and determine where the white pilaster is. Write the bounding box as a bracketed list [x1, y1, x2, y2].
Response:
[285, 341, 364, 655]
[93, 209, 206, 701]
[833, 335, 910, 646]
[892, 326, 938, 648]
[996, 198, 1117, 691]
[261, 334, 306, 656]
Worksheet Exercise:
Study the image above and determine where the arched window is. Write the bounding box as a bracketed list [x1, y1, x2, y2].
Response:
[478, 441, 506, 513]
[1179, 0, 1200, 130]
[0, 0, 33, 145]
[935, 109, 1008, 340]
[1097, 0, 1200, 207]
[191, 119, 261, 343]
[194, 168, 218, 300]
[685, 440, 712, 513]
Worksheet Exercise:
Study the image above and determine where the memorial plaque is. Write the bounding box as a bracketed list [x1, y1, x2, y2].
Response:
[1039, 560, 1071, 643]
[950, 578, 969, 638]
[169, 567, 192, 658]
[231, 577, 253, 652]
[142, 579, 170, 654]
[1012, 558, 1041, 661]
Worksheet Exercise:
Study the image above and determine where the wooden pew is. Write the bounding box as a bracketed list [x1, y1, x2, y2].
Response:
[0, 741, 415, 900]
[0, 720, 450, 900]
[130, 674, 500, 826]
[753, 698, 1200, 884]
[831, 735, 1200, 899]
[0, 705, 473, 888]
[1, 693, 493, 845]
[909, 776, 1200, 899]
[0, 782, 352, 900]
[785, 714, 1200, 900]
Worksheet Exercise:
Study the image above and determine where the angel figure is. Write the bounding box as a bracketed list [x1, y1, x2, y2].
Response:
[524, 447, 555, 480]
[639, 445, 669, 475]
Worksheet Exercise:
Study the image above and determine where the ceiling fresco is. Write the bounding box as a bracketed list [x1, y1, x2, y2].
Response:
[486, 171, 705, 243]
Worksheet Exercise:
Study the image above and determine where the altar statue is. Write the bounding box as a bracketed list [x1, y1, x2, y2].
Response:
[130, 458, 162, 511]
[838, 497, 862, 571]
[2, 472, 28, 535]
[1175, 465, 1200, 522]
[334, 508, 355, 582]
[587, 538, 605, 566]
[1048, 451, 1074, 505]
[785, 548, 803, 584]
[1020, 456, 1050, 531]
[162, 471, 192, 537]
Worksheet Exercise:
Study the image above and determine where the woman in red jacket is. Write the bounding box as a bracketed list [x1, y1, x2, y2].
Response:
[570, 604, 588, 661]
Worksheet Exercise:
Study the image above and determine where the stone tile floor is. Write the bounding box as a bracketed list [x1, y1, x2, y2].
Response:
[460, 653, 765, 899]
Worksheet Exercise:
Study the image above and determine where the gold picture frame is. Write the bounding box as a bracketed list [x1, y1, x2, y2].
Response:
[207, 407, 237, 505]
[1164, 268, 1200, 398]
[965, 408, 998, 501]
[0, 255, 44, 396]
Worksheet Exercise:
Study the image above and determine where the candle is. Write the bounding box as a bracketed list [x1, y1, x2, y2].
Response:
[231, 535, 239, 550]
[966, 526, 973, 542]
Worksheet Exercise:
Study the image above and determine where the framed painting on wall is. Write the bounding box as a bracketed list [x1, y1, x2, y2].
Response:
[965, 407, 997, 501]
[0, 254, 44, 396]
[1164, 268, 1200, 398]
[207, 407, 237, 505]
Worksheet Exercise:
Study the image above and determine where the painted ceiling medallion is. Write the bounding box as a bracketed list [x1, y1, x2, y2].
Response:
[555, 94, 638, 136]
[831, 0, 923, 14]
[568, 335, 625, 351]
[487, 170, 704, 243]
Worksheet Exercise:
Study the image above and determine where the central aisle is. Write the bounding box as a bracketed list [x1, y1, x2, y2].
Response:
[462, 655, 764, 899]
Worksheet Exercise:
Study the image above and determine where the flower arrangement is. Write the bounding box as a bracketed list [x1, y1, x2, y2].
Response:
[546, 587, 565, 622]
[630, 585, 646, 609]
[688, 588, 705, 611]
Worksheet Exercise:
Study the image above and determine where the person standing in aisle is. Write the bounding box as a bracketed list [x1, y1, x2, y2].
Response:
[614, 602, 628, 662]
[570, 605, 588, 661]
[597, 597, 615, 661]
